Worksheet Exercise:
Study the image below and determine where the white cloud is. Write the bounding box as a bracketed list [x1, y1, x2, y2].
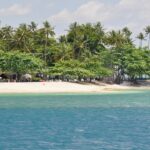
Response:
[0, 4, 31, 16]
[50, 1, 106, 24]
[49, 0, 150, 36]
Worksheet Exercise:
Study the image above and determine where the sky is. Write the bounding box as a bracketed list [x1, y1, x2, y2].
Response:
[0, 0, 150, 44]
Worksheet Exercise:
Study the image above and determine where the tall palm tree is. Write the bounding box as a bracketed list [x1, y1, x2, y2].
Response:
[28, 22, 38, 53]
[0, 26, 14, 51]
[28, 21, 37, 32]
[67, 23, 88, 59]
[43, 21, 55, 63]
[94, 22, 105, 37]
[59, 35, 67, 43]
[122, 27, 132, 45]
[107, 30, 125, 48]
[122, 27, 132, 36]
[13, 23, 31, 52]
[144, 26, 150, 49]
[1, 26, 13, 39]
[137, 33, 145, 48]
[43, 21, 55, 39]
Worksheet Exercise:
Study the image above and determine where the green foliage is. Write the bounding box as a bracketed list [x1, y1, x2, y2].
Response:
[124, 48, 150, 80]
[112, 45, 150, 82]
[50, 57, 112, 79]
[0, 51, 44, 74]
[0, 21, 150, 83]
[84, 56, 112, 77]
[50, 59, 94, 78]
[67, 22, 105, 59]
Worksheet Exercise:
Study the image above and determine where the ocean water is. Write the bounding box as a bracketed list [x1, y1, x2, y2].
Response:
[0, 91, 150, 150]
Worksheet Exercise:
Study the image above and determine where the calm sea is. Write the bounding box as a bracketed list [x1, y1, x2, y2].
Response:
[0, 91, 150, 150]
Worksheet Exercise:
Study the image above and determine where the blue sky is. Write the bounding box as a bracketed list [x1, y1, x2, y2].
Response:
[0, 0, 118, 26]
[0, 0, 150, 44]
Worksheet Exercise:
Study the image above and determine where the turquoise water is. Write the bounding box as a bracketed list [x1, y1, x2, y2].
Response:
[0, 91, 150, 149]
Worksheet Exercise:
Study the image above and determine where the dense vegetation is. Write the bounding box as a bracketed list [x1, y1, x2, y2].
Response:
[0, 21, 150, 83]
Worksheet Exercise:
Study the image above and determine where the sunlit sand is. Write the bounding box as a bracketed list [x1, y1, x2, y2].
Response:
[0, 82, 149, 94]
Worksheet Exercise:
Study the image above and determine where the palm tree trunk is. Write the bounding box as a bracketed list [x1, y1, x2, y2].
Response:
[148, 34, 150, 49]
[45, 31, 48, 64]
[140, 40, 143, 48]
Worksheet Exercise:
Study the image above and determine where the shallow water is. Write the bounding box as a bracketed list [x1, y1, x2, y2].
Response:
[0, 91, 150, 149]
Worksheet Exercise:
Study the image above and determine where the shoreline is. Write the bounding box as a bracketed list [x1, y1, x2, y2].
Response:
[0, 82, 150, 94]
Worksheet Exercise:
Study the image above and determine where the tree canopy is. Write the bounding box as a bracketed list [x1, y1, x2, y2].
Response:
[0, 21, 150, 83]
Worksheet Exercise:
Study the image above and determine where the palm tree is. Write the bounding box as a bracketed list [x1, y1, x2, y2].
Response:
[107, 30, 125, 48]
[122, 27, 132, 45]
[28, 22, 38, 53]
[67, 23, 89, 59]
[137, 33, 145, 48]
[144, 26, 150, 49]
[94, 22, 105, 37]
[122, 27, 132, 36]
[0, 25, 14, 51]
[28, 21, 37, 32]
[59, 35, 67, 43]
[13, 23, 32, 52]
[1, 26, 13, 39]
[43, 21, 55, 63]
[43, 21, 55, 40]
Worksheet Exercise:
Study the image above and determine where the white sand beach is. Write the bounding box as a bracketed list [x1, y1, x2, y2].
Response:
[0, 81, 149, 94]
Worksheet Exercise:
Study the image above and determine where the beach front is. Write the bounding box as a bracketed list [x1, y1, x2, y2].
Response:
[0, 81, 149, 94]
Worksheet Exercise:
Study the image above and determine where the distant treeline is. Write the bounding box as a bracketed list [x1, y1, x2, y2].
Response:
[0, 21, 150, 83]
